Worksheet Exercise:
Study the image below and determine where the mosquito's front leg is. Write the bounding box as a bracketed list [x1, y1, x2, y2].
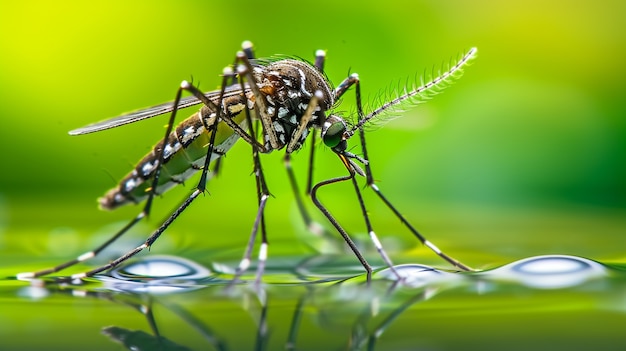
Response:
[348, 170, 404, 281]
[310, 161, 373, 281]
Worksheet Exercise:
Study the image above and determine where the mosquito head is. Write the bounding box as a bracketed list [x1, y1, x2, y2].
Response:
[321, 114, 348, 152]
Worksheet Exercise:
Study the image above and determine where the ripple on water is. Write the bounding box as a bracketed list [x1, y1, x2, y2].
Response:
[101, 255, 213, 294]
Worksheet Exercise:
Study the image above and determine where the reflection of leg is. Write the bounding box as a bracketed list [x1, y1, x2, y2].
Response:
[285, 293, 308, 350]
[367, 290, 429, 349]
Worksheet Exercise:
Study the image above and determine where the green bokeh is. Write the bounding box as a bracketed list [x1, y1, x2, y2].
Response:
[1, 2, 626, 350]
[0, 0, 625, 260]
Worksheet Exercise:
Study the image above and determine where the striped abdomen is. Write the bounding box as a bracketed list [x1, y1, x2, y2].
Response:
[99, 94, 250, 210]
[99, 59, 333, 210]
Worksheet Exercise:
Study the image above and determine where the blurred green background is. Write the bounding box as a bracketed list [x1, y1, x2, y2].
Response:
[0, 0, 624, 270]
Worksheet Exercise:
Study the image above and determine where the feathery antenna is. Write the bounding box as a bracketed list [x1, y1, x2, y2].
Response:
[350, 47, 477, 133]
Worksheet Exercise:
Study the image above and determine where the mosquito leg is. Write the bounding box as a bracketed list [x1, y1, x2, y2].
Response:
[180, 76, 266, 152]
[229, 66, 272, 287]
[349, 174, 404, 281]
[19, 58, 251, 281]
[230, 40, 255, 85]
[66, 92, 230, 281]
[353, 74, 471, 271]
[285, 154, 318, 234]
[236, 51, 281, 150]
[16, 78, 198, 280]
[352, 78, 472, 271]
[242, 40, 255, 60]
[366, 175, 472, 271]
[334, 73, 360, 100]
[305, 132, 316, 195]
[311, 168, 373, 281]
[70, 188, 205, 280]
[283, 87, 320, 213]
[301, 49, 328, 195]
[357, 133, 472, 271]
[227, 193, 269, 287]
[228, 162, 269, 287]
[252, 156, 270, 288]
[15, 214, 142, 279]
[283, 91, 333, 240]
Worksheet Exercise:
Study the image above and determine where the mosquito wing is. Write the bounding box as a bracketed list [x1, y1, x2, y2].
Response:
[69, 84, 249, 135]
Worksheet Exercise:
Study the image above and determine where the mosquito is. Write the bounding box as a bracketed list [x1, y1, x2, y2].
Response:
[17, 41, 477, 284]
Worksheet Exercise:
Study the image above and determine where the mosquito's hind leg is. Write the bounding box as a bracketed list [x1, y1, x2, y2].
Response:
[17, 46, 250, 281]
[65, 80, 231, 281]
[310, 168, 373, 282]
[16, 74, 212, 280]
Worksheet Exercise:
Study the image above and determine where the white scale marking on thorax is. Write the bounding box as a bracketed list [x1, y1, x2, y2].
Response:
[297, 68, 312, 97]
[278, 107, 289, 118]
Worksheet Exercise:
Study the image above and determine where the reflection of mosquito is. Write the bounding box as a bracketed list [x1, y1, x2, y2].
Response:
[18, 41, 476, 283]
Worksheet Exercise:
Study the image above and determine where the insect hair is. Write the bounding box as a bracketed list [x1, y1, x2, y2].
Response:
[349, 48, 477, 134]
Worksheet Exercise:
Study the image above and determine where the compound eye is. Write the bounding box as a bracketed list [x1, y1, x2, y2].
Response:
[322, 118, 346, 148]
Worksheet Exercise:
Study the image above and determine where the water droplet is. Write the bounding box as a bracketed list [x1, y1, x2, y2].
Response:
[487, 255, 606, 289]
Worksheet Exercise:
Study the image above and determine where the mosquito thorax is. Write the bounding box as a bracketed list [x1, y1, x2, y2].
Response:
[253, 59, 334, 151]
